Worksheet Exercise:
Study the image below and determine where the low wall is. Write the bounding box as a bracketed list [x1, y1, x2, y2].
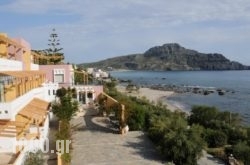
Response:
[0, 87, 45, 120]
[0, 58, 22, 71]
[30, 63, 39, 70]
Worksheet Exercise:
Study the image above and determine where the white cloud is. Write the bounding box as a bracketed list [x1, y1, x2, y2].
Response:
[2, 0, 250, 64]
[3, 0, 250, 22]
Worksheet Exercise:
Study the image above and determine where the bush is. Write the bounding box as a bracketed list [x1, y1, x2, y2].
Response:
[23, 150, 44, 165]
[232, 142, 250, 165]
[205, 129, 227, 148]
[227, 127, 248, 145]
[127, 105, 146, 130]
[162, 126, 204, 165]
[189, 106, 219, 127]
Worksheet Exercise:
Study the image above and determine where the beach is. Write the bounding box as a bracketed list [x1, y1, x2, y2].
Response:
[116, 85, 182, 112]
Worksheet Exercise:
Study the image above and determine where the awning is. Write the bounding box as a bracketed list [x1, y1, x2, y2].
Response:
[18, 98, 49, 121]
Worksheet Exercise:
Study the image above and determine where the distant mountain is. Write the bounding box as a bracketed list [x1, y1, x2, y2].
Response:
[79, 43, 250, 71]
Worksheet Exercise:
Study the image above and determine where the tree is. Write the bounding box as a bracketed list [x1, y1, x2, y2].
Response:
[52, 94, 78, 121]
[47, 28, 63, 55]
[56, 87, 67, 98]
[46, 28, 64, 64]
[23, 150, 44, 165]
[52, 88, 78, 164]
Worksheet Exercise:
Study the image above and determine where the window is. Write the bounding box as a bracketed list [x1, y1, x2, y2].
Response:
[53, 69, 65, 83]
[53, 90, 56, 95]
[87, 92, 93, 98]
[48, 90, 50, 96]
[54, 74, 64, 83]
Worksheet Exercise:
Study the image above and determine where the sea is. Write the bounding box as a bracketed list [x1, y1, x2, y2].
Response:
[110, 70, 250, 125]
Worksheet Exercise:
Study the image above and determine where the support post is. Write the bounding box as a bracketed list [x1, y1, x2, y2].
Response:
[119, 104, 125, 134]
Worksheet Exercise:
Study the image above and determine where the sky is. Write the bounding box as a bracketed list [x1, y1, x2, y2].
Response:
[1, 0, 250, 65]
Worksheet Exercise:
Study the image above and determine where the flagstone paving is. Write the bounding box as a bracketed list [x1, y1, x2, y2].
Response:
[71, 108, 164, 165]
[71, 108, 225, 165]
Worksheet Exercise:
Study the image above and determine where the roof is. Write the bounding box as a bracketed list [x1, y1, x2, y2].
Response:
[18, 98, 49, 120]
[0, 98, 49, 137]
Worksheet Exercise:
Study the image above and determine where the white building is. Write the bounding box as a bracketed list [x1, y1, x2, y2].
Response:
[0, 33, 104, 164]
[0, 33, 57, 165]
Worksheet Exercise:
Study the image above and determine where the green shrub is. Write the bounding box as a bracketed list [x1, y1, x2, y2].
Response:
[232, 142, 250, 165]
[189, 106, 219, 127]
[23, 150, 44, 165]
[227, 127, 248, 145]
[162, 126, 204, 165]
[127, 105, 146, 130]
[205, 129, 227, 148]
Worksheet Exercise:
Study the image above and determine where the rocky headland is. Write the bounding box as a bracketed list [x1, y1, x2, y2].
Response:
[80, 43, 250, 71]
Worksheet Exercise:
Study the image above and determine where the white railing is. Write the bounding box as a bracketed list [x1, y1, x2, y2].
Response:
[10, 87, 45, 119]
[0, 137, 16, 153]
[0, 103, 11, 119]
[0, 87, 45, 120]
[30, 63, 39, 70]
[0, 58, 22, 71]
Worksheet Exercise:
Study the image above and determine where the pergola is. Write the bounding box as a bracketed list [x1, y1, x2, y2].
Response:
[31, 51, 64, 64]
[0, 35, 24, 49]
[74, 70, 89, 85]
[0, 120, 28, 137]
[0, 70, 45, 79]
[0, 35, 26, 59]
[0, 71, 46, 102]
[0, 98, 49, 138]
[18, 98, 49, 122]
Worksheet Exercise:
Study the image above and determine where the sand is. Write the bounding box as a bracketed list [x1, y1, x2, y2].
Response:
[116, 85, 182, 112]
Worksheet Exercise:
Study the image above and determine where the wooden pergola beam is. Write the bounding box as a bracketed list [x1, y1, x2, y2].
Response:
[0, 120, 27, 127]
[0, 134, 16, 137]
[0, 35, 24, 49]
[1, 130, 19, 133]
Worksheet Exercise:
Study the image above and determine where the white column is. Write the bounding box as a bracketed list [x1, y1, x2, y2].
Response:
[77, 90, 80, 101]
[85, 91, 88, 104]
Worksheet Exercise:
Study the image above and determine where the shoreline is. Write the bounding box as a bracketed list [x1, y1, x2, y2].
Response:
[116, 85, 188, 113]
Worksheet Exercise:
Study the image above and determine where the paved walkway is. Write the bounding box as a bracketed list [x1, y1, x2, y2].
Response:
[198, 150, 225, 165]
[71, 108, 164, 165]
[71, 108, 225, 165]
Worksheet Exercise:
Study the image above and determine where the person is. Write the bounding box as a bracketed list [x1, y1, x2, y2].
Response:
[124, 125, 129, 134]
[122, 124, 129, 134]
[228, 154, 239, 165]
